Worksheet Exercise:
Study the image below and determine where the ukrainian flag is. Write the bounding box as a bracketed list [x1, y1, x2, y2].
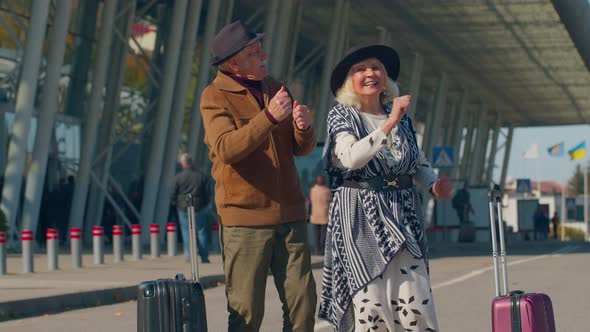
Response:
[547, 142, 564, 157]
[568, 141, 586, 160]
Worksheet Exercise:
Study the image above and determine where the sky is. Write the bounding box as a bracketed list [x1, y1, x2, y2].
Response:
[493, 124, 590, 185]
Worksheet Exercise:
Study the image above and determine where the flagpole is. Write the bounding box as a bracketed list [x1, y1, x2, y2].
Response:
[561, 181, 566, 241]
[584, 161, 589, 241]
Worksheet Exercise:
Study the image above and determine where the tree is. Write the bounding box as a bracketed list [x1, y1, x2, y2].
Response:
[567, 163, 590, 195]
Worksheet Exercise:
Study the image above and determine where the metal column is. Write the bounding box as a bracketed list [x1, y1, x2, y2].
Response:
[316, 0, 346, 142]
[63, 1, 100, 117]
[423, 73, 448, 159]
[187, 0, 223, 162]
[460, 112, 476, 180]
[262, 0, 280, 59]
[1, 1, 51, 246]
[499, 127, 514, 191]
[269, 0, 295, 79]
[86, 2, 136, 234]
[469, 103, 488, 185]
[68, 0, 119, 231]
[154, 0, 204, 234]
[407, 53, 424, 120]
[452, 90, 469, 177]
[486, 114, 502, 184]
[21, 0, 73, 235]
[420, 95, 435, 150]
[139, 0, 188, 242]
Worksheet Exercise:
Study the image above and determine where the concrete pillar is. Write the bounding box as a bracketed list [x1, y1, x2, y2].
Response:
[1, 1, 51, 247]
[188, 0, 223, 163]
[486, 113, 502, 184]
[499, 127, 514, 190]
[21, 0, 73, 236]
[63, 0, 100, 117]
[86, 1, 136, 235]
[444, 99, 458, 146]
[316, 0, 346, 142]
[423, 73, 448, 159]
[67, 0, 119, 233]
[153, 0, 203, 234]
[407, 53, 424, 120]
[139, 0, 188, 242]
[469, 103, 489, 185]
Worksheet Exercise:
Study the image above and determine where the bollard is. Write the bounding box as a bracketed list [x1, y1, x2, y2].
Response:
[132, 224, 142, 260]
[21, 230, 34, 273]
[0, 232, 6, 275]
[166, 223, 177, 256]
[46, 228, 59, 271]
[70, 227, 82, 268]
[112, 225, 124, 263]
[92, 226, 104, 265]
[150, 224, 160, 258]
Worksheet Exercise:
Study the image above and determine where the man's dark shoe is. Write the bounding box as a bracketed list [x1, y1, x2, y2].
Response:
[201, 258, 210, 263]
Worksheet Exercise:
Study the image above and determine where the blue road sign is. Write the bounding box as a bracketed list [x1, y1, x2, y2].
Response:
[516, 178, 532, 194]
[432, 146, 455, 168]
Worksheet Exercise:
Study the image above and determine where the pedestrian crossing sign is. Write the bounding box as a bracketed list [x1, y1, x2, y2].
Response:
[432, 146, 455, 168]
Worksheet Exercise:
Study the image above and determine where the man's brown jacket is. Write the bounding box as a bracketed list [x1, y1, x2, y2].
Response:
[200, 70, 316, 226]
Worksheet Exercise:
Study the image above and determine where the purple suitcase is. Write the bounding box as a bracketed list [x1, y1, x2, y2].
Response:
[488, 189, 556, 332]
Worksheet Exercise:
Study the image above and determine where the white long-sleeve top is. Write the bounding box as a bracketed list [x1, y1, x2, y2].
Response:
[332, 112, 437, 190]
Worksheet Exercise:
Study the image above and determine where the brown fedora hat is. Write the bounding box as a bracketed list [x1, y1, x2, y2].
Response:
[210, 21, 264, 66]
[330, 45, 400, 96]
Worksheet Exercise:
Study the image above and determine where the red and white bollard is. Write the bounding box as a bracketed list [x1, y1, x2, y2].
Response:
[166, 223, 177, 256]
[21, 230, 34, 273]
[70, 227, 82, 268]
[132, 224, 142, 260]
[0, 232, 6, 275]
[112, 225, 124, 263]
[46, 228, 59, 271]
[150, 224, 160, 258]
[92, 226, 104, 265]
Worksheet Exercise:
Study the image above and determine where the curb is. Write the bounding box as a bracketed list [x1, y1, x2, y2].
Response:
[0, 274, 225, 322]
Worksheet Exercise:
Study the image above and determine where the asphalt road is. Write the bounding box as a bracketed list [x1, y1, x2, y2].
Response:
[1, 243, 588, 331]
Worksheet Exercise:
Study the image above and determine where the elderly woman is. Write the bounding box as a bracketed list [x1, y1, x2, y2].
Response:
[318, 45, 452, 331]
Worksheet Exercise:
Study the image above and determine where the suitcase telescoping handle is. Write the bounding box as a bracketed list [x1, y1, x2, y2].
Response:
[186, 193, 200, 282]
[488, 189, 509, 297]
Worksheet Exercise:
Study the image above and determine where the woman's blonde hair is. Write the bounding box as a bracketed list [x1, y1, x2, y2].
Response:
[335, 65, 400, 109]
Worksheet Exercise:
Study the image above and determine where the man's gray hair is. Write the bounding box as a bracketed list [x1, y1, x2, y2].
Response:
[179, 153, 193, 166]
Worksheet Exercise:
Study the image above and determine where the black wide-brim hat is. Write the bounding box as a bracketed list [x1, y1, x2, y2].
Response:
[211, 21, 264, 66]
[330, 45, 400, 96]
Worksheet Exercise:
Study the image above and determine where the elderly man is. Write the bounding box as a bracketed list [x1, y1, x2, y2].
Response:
[199, 21, 317, 331]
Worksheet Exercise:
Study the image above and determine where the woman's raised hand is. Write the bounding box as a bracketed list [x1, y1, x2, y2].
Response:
[432, 176, 453, 199]
[381, 95, 411, 135]
[389, 95, 411, 125]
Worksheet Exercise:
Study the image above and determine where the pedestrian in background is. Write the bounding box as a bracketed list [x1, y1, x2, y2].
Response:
[550, 212, 559, 240]
[171, 153, 211, 263]
[309, 175, 330, 255]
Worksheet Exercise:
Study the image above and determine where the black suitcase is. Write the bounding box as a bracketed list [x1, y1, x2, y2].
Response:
[137, 194, 207, 331]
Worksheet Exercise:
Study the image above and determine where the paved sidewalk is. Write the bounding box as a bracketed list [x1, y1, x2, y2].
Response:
[0, 239, 576, 321]
[0, 248, 326, 321]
